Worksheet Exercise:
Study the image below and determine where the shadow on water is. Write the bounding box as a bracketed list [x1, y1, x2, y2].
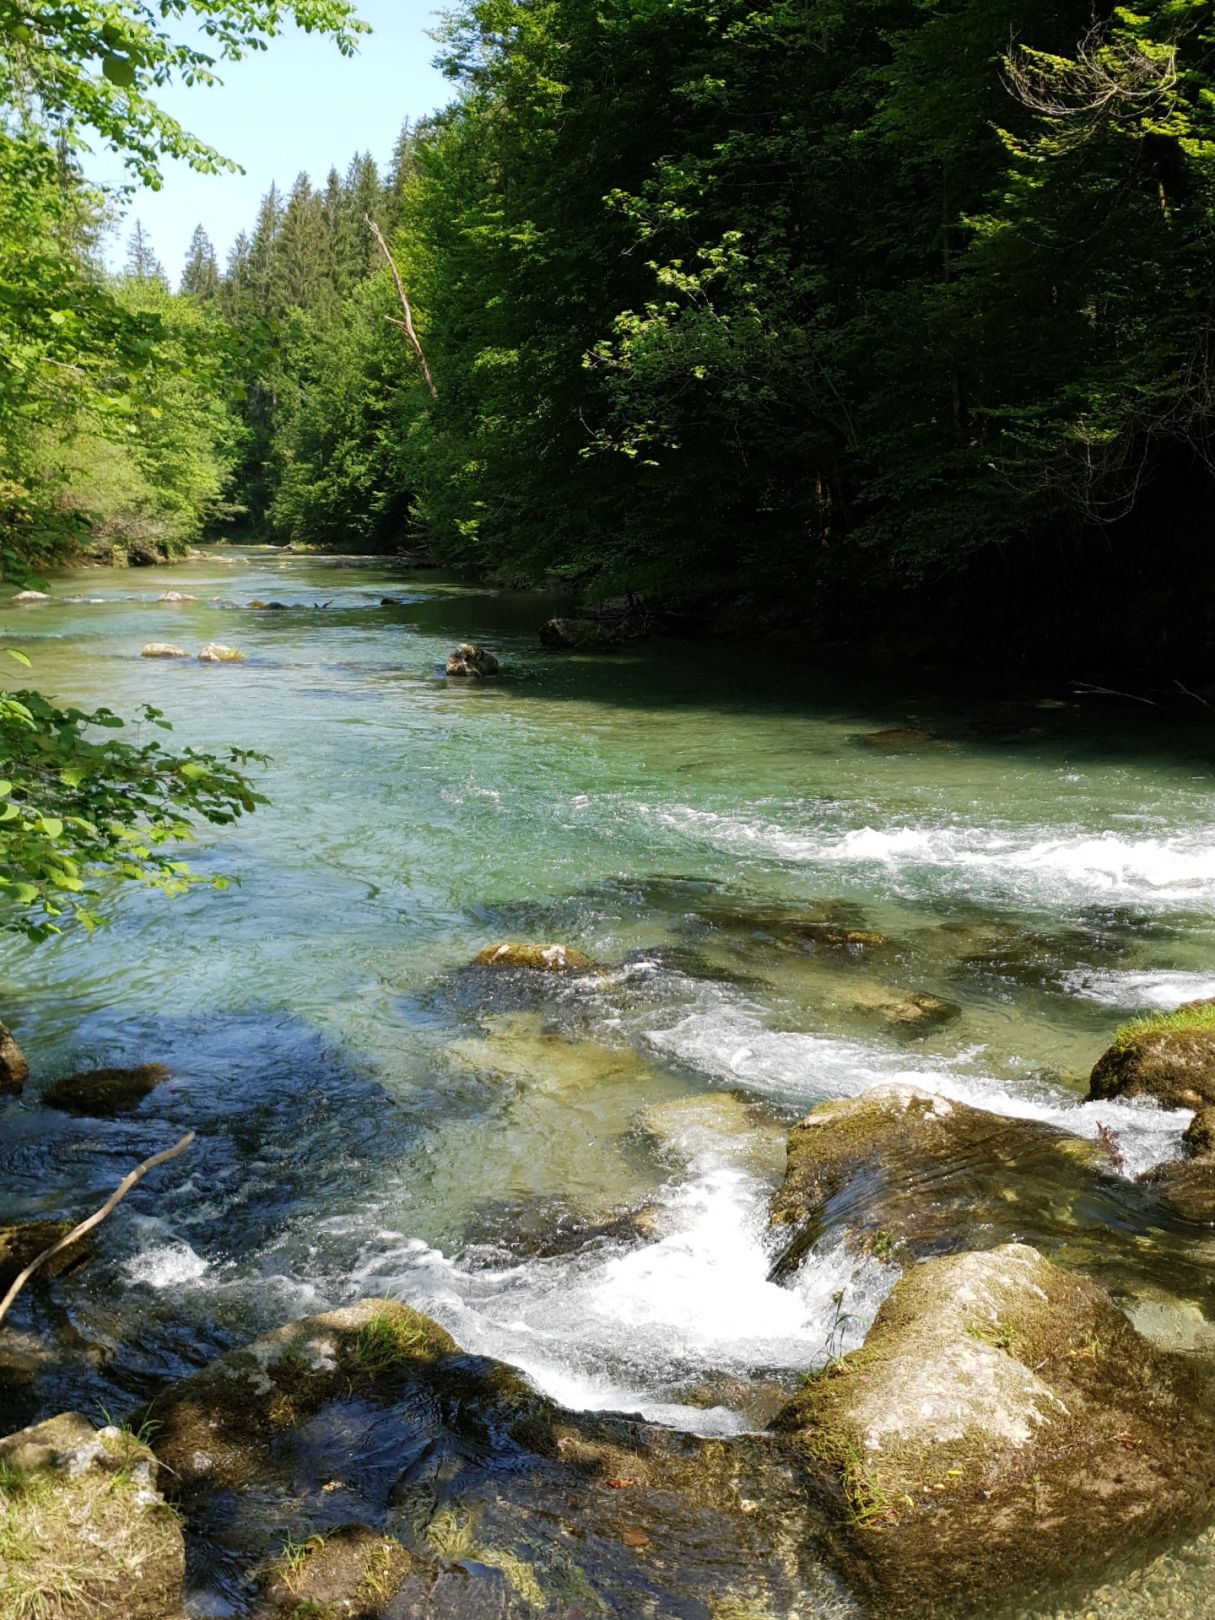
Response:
[0, 1009, 419, 1433]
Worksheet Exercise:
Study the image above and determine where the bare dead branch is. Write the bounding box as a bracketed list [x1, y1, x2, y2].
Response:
[1004, 24, 1178, 147]
[366, 215, 438, 399]
[0, 1132, 195, 1327]
[1071, 681, 1159, 706]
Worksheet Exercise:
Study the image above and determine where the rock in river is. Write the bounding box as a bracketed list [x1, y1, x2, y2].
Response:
[140, 642, 189, 659]
[197, 642, 245, 663]
[446, 642, 499, 677]
[41, 1062, 171, 1117]
[9, 590, 50, 604]
[0, 1219, 90, 1290]
[767, 1082, 1108, 1283]
[0, 1019, 29, 1093]
[0, 1412, 185, 1620]
[1089, 1004, 1215, 1109]
[771, 1243, 1215, 1617]
[473, 942, 597, 972]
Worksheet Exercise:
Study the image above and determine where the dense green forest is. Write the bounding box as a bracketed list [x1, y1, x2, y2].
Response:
[4, 0, 1215, 659]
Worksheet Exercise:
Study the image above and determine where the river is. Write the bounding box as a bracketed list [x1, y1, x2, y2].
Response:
[1, 548, 1214, 1616]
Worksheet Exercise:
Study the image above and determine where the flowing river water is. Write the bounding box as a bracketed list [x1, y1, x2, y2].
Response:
[2, 549, 1215, 1617]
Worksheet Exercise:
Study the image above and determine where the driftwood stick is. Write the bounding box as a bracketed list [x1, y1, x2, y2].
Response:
[365, 215, 437, 399]
[1071, 681, 1159, 707]
[0, 1132, 195, 1327]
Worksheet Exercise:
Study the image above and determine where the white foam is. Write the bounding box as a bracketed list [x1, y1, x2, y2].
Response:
[646, 1006, 1189, 1180]
[348, 1132, 896, 1436]
[1063, 969, 1215, 1010]
[639, 804, 1215, 911]
[124, 1242, 209, 1289]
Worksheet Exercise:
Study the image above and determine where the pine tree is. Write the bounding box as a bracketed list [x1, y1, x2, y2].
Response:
[180, 223, 220, 299]
[124, 218, 166, 285]
[275, 173, 338, 315]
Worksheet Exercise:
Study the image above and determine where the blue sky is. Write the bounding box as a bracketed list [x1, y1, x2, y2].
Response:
[94, 0, 452, 278]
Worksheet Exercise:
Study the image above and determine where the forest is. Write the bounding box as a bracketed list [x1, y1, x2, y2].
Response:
[4, 0, 1215, 664]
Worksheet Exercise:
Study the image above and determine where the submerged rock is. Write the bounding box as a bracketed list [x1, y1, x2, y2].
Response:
[0, 1412, 185, 1620]
[844, 984, 960, 1033]
[1139, 1157, 1215, 1224]
[140, 642, 189, 659]
[9, 590, 49, 604]
[197, 642, 245, 663]
[255, 1524, 418, 1616]
[0, 1219, 89, 1290]
[248, 599, 288, 610]
[539, 616, 619, 650]
[42, 1061, 171, 1117]
[446, 642, 500, 678]
[0, 1020, 29, 1093]
[472, 943, 597, 973]
[857, 726, 941, 748]
[767, 1082, 1106, 1283]
[157, 591, 196, 602]
[771, 1244, 1215, 1617]
[1090, 1015, 1215, 1109]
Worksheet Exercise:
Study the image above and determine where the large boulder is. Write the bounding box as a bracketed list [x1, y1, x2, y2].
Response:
[767, 1082, 1109, 1284]
[472, 943, 597, 973]
[446, 642, 499, 678]
[1139, 1102, 1215, 1224]
[0, 1020, 29, 1093]
[42, 1062, 171, 1117]
[771, 1244, 1215, 1616]
[0, 1412, 185, 1619]
[1089, 1006, 1215, 1109]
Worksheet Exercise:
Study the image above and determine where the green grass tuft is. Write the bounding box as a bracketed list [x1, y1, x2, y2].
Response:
[1112, 1002, 1215, 1051]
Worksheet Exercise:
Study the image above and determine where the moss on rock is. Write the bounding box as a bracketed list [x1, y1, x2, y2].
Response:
[770, 1244, 1215, 1616]
[0, 1220, 90, 1291]
[256, 1525, 418, 1617]
[473, 943, 597, 973]
[767, 1082, 1107, 1283]
[1090, 1004, 1215, 1108]
[0, 1412, 185, 1620]
[1184, 1105, 1215, 1156]
[41, 1063, 171, 1117]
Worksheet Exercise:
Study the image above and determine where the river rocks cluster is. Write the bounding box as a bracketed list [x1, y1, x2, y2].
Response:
[5, 968, 1215, 1618]
[142, 641, 246, 661]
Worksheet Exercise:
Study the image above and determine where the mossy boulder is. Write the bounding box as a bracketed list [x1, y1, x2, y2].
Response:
[149, 1299, 473, 1492]
[767, 1082, 1108, 1284]
[472, 943, 597, 973]
[445, 642, 499, 677]
[0, 1220, 90, 1290]
[1138, 1158, 1215, 1224]
[771, 1244, 1215, 1617]
[42, 1062, 171, 1117]
[0, 1021, 28, 1094]
[1089, 1001, 1215, 1109]
[0, 1412, 185, 1619]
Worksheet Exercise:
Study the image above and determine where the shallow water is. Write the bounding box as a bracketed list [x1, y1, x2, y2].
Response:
[1, 549, 1214, 1614]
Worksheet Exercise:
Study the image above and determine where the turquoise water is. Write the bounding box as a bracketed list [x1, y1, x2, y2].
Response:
[1, 548, 1214, 1614]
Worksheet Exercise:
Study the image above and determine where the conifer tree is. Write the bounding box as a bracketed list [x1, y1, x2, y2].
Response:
[181, 223, 220, 299]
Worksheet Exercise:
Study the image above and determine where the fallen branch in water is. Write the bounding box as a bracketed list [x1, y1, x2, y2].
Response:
[0, 1132, 195, 1327]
